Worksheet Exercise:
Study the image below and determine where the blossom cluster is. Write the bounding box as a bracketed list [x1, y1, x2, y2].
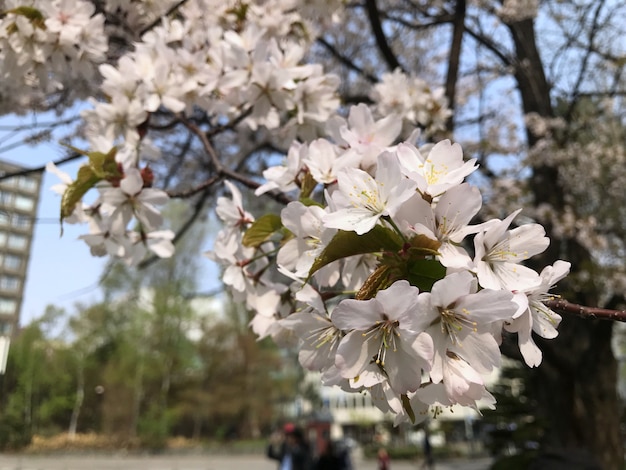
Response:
[209, 104, 570, 423]
[34, 1, 452, 269]
[29, 1, 570, 422]
[0, 0, 107, 113]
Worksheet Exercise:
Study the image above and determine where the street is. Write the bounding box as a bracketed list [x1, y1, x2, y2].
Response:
[0, 453, 493, 470]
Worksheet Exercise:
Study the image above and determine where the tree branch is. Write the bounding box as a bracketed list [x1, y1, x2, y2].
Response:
[444, 0, 466, 132]
[0, 152, 83, 182]
[179, 116, 292, 205]
[364, 0, 405, 73]
[545, 299, 626, 322]
[316, 36, 378, 83]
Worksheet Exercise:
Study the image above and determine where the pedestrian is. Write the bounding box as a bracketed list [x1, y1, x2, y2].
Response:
[420, 431, 434, 469]
[313, 438, 344, 470]
[377, 447, 390, 470]
[267, 423, 312, 470]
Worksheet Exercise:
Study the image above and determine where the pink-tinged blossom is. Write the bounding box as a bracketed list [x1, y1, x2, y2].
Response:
[506, 260, 570, 367]
[400, 183, 484, 269]
[255, 141, 306, 196]
[323, 152, 417, 235]
[416, 370, 496, 411]
[99, 168, 168, 234]
[396, 140, 477, 197]
[417, 271, 517, 380]
[303, 138, 361, 185]
[278, 201, 335, 279]
[473, 209, 549, 291]
[125, 229, 175, 266]
[280, 307, 342, 376]
[79, 218, 129, 258]
[369, 380, 429, 426]
[332, 281, 433, 394]
[338, 103, 402, 170]
[216, 180, 254, 233]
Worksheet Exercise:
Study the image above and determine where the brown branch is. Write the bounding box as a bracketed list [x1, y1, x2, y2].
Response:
[444, 0, 466, 132]
[545, 299, 626, 322]
[179, 116, 292, 205]
[166, 175, 220, 198]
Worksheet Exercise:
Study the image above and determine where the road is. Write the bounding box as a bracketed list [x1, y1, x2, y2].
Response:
[0, 453, 493, 470]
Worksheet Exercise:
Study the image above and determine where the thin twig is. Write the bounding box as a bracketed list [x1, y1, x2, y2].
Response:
[179, 116, 292, 205]
[138, 0, 191, 37]
[544, 299, 626, 322]
[0, 152, 83, 182]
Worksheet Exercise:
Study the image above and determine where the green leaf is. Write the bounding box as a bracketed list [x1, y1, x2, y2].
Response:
[406, 258, 446, 291]
[88, 147, 120, 179]
[60, 166, 100, 225]
[59, 146, 120, 232]
[4, 7, 46, 29]
[242, 214, 283, 248]
[62, 144, 120, 180]
[308, 225, 403, 277]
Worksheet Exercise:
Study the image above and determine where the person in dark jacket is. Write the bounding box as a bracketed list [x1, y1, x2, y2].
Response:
[267, 423, 312, 470]
[313, 438, 345, 470]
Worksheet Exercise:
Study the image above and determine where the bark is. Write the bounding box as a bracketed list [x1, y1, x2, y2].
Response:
[505, 17, 624, 470]
[444, 0, 466, 133]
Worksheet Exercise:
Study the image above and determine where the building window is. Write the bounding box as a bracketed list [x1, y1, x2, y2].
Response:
[12, 214, 31, 229]
[0, 191, 13, 206]
[0, 276, 20, 292]
[17, 176, 38, 193]
[0, 211, 8, 226]
[14, 195, 34, 211]
[3, 254, 21, 271]
[0, 298, 16, 315]
[7, 234, 27, 250]
[0, 320, 12, 335]
[0, 231, 6, 247]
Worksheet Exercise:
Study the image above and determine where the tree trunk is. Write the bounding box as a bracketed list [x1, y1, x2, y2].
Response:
[68, 363, 84, 439]
[533, 319, 621, 469]
[505, 17, 624, 470]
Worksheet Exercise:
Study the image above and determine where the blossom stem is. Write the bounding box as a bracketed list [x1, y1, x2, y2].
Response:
[382, 215, 407, 243]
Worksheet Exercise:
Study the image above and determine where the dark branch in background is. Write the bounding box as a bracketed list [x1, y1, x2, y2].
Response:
[545, 299, 626, 322]
[316, 36, 378, 83]
[138, 0, 191, 37]
[464, 26, 512, 68]
[444, 0, 466, 133]
[364, 0, 405, 73]
[166, 175, 220, 199]
[564, 0, 606, 122]
[380, 11, 455, 30]
[342, 94, 374, 105]
[161, 132, 194, 189]
[0, 152, 83, 182]
[180, 116, 292, 205]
